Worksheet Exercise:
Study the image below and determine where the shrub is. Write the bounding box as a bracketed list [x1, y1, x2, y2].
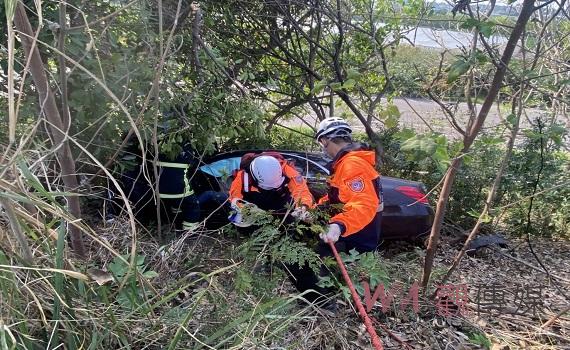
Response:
[387, 46, 442, 98]
[381, 123, 569, 237]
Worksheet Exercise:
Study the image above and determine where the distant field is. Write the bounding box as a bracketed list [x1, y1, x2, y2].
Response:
[283, 97, 540, 139]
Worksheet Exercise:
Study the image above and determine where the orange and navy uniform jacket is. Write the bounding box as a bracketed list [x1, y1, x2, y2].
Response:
[229, 157, 315, 212]
[319, 143, 382, 251]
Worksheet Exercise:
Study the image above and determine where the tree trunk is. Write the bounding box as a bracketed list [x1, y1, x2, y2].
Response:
[57, 2, 71, 131]
[14, 2, 86, 258]
[421, 0, 536, 289]
[440, 94, 523, 285]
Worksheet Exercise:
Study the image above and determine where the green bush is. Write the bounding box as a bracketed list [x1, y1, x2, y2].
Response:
[222, 125, 318, 152]
[380, 123, 569, 237]
[387, 46, 442, 98]
[499, 123, 570, 237]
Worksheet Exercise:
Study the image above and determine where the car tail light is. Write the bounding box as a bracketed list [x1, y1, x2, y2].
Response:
[395, 186, 428, 204]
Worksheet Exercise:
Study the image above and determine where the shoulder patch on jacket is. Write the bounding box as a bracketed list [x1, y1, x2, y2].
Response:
[294, 175, 303, 184]
[346, 177, 365, 192]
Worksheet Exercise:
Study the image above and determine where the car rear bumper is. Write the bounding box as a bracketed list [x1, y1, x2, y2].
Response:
[380, 206, 434, 240]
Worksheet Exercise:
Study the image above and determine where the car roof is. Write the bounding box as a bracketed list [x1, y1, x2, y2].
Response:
[202, 149, 426, 188]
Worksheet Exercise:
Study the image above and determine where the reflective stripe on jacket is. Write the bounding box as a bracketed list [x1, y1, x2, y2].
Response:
[157, 161, 194, 199]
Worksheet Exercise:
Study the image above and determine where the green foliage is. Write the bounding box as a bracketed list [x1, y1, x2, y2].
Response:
[228, 205, 333, 307]
[380, 121, 570, 237]
[468, 331, 492, 349]
[447, 50, 488, 83]
[447, 56, 472, 84]
[1, 0, 267, 164]
[347, 250, 390, 289]
[224, 125, 317, 152]
[107, 253, 158, 310]
[157, 94, 265, 159]
[460, 18, 497, 38]
[396, 129, 450, 172]
[199, 0, 431, 129]
[499, 121, 570, 237]
[237, 222, 321, 275]
[269, 127, 317, 151]
[378, 104, 401, 129]
[387, 46, 441, 98]
[318, 249, 390, 300]
[234, 267, 255, 293]
[272, 238, 321, 272]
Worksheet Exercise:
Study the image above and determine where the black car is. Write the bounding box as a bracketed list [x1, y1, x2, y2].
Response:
[192, 150, 434, 240]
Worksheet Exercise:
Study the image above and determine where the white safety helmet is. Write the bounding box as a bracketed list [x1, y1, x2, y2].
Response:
[315, 117, 352, 142]
[249, 156, 285, 190]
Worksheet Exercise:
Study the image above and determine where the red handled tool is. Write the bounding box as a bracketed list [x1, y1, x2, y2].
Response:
[328, 241, 384, 350]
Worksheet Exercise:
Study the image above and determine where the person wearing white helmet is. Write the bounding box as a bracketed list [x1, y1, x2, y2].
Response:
[228, 152, 315, 228]
[250, 155, 286, 190]
[314, 117, 353, 143]
[315, 116, 383, 252]
[286, 117, 383, 305]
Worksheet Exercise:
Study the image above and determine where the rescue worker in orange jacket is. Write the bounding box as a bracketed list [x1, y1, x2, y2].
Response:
[228, 153, 314, 228]
[284, 117, 383, 306]
[316, 117, 383, 252]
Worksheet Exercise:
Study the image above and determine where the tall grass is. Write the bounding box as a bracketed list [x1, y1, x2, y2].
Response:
[0, 7, 321, 347]
[0, 156, 324, 348]
[0, 209, 311, 348]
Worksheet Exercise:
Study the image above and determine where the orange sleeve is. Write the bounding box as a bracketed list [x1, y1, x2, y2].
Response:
[228, 170, 245, 203]
[329, 159, 379, 237]
[282, 163, 315, 208]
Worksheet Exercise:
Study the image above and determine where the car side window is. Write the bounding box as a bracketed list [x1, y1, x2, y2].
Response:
[283, 155, 328, 179]
[199, 157, 241, 192]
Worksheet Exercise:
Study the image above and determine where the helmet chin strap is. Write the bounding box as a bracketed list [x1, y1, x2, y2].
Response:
[248, 162, 257, 184]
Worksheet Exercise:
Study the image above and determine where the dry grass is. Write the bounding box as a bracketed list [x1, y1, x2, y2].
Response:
[1, 201, 569, 349]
